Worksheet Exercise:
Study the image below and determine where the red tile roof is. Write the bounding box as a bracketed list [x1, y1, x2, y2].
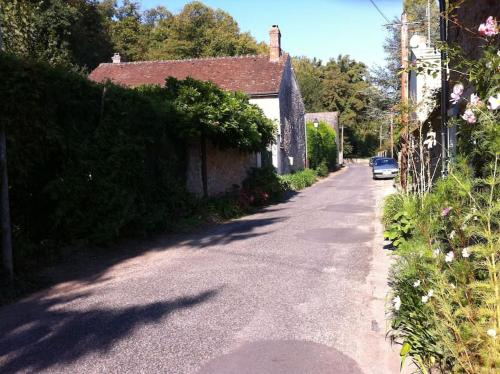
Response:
[89, 54, 289, 96]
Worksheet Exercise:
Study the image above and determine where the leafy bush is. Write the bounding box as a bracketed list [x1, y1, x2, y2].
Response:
[388, 159, 500, 372]
[279, 169, 318, 190]
[165, 77, 275, 152]
[383, 194, 418, 248]
[384, 212, 415, 248]
[388, 19, 499, 372]
[315, 160, 329, 177]
[306, 121, 337, 170]
[242, 166, 284, 205]
[0, 54, 274, 275]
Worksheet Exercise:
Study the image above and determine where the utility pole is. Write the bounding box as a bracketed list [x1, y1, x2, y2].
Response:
[427, 0, 432, 46]
[340, 123, 344, 165]
[379, 123, 383, 149]
[400, 12, 410, 191]
[0, 21, 13, 280]
[390, 113, 394, 159]
[438, 0, 448, 178]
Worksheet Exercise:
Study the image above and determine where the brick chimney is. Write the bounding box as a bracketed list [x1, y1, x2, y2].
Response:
[111, 53, 121, 64]
[269, 25, 281, 62]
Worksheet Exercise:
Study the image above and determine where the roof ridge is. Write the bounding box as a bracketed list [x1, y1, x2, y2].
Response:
[102, 54, 272, 65]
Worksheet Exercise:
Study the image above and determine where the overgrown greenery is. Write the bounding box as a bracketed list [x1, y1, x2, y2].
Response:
[306, 121, 337, 172]
[0, 53, 273, 281]
[279, 169, 318, 191]
[0, 0, 267, 70]
[387, 160, 499, 372]
[165, 77, 275, 151]
[386, 14, 500, 373]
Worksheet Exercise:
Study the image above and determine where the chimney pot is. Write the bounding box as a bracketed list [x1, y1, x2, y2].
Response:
[269, 25, 281, 63]
[112, 53, 121, 64]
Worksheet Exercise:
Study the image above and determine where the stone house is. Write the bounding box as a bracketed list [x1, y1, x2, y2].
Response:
[89, 25, 306, 196]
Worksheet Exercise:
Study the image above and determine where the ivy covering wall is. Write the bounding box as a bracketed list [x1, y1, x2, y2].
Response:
[0, 54, 274, 271]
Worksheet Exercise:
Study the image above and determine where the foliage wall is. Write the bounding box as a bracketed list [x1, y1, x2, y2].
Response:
[306, 121, 337, 170]
[0, 54, 273, 272]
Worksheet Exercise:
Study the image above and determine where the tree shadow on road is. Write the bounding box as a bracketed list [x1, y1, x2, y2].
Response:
[0, 214, 285, 307]
[0, 289, 218, 373]
[179, 216, 286, 248]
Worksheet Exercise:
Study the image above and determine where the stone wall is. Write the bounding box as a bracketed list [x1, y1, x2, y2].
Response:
[278, 58, 307, 174]
[186, 139, 258, 196]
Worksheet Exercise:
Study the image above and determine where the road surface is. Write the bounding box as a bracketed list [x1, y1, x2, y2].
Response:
[0, 164, 400, 373]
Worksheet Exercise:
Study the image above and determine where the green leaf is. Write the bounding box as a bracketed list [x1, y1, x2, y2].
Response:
[400, 342, 411, 356]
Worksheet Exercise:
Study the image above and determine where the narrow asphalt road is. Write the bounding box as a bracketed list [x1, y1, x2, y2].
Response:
[0, 164, 400, 374]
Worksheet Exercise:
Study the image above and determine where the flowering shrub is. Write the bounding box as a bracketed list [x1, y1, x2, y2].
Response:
[389, 160, 499, 372]
[388, 16, 499, 373]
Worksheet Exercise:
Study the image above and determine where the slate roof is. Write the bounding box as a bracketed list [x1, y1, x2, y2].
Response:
[89, 54, 289, 96]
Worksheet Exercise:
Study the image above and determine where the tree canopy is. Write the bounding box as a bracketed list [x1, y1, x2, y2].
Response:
[293, 55, 389, 157]
[0, 0, 268, 70]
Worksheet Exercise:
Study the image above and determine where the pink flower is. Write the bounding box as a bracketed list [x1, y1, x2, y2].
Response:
[478, 16, 499, 37]
[487, 94, 500, 110]
[441, 207, 452, 217]
[450, 83, 464, 104]
[462, 109, 477, 124]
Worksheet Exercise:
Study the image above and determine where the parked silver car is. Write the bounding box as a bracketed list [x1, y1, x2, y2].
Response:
[372, 158, 399, 179]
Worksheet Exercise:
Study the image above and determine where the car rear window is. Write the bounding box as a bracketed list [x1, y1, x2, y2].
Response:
[374, 159, 397, 166]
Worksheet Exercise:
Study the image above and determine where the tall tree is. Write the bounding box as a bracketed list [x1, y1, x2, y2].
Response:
[0, 0, 113, 70]
[145, 1, 267, 60]
[107, 0, 150, 61]
[294, 54, 386, 157]
[292, 57, 325, 112]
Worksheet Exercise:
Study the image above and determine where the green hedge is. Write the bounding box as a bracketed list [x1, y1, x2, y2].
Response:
[306, 121, 337, 170]
[0, 54, 273, 272]
[0, 55, 186, 269]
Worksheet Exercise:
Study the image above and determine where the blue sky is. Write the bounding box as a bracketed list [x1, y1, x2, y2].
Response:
[139, 0, 403, 68]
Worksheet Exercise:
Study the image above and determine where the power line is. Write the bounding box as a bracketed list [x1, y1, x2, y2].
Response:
[368, 0, 391, 24]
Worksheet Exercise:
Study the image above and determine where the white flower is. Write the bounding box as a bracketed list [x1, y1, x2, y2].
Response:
[450, 83, 464, 104]
[450, 283, 456, 289]
[433, 248, 441, 257]
[462, 247, 471, 258]
[427, 289, 434, 298]
[393, 296, 401, 311]
[422, 295, 429, 303]
[423, 131, 437, 149]
[450, 230, 456, 239]
[470, 93, 481, 106]
[488, 94, 500, 110]
[487, 328, 497, 338]
[413, 280, 421, 288]
[445, 251, 455, 263]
